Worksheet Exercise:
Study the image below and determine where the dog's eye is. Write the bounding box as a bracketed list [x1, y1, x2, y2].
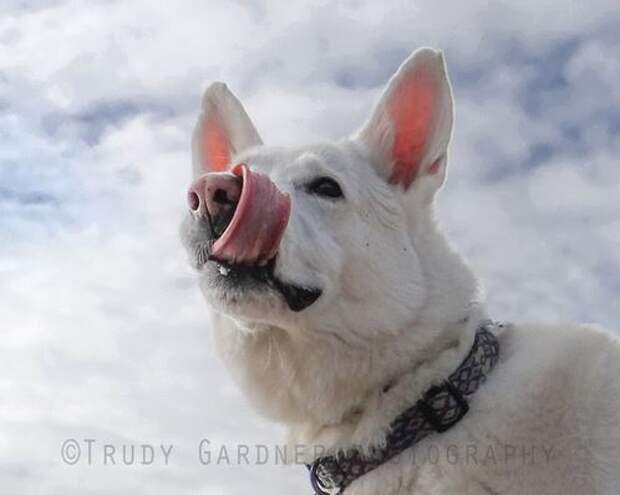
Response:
[306, 177, 344, 199]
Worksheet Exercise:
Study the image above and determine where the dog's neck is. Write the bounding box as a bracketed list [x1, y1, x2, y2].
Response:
[213, 210, 483, 461]
[287, 305, 485, 461]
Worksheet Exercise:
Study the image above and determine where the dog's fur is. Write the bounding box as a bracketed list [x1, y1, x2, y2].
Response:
[181, 48, 620, 494]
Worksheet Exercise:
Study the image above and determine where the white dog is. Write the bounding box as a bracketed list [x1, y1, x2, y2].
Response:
[181, 48, 620, 494]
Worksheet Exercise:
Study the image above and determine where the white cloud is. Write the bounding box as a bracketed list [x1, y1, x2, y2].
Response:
[0, 0, 619, 493]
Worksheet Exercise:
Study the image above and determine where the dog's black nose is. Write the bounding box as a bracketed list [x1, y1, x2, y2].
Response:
[188, 172, 242, 237]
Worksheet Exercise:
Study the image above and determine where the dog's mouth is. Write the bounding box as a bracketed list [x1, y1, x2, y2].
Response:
[195, 247, 322, 312]
[191, 164, 321, 312]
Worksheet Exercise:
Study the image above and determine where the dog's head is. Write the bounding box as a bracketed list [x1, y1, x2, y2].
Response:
[181, 48, 476, 423]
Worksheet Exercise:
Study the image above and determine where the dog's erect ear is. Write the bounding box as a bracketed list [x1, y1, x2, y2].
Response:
[358, 48, 454, 191]
[192, 82, 263, 177]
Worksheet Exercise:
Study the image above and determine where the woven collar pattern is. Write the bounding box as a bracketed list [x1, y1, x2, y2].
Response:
[309, 321, 501, 495]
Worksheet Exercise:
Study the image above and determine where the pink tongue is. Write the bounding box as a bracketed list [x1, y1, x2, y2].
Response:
[211, 163, 291, 265]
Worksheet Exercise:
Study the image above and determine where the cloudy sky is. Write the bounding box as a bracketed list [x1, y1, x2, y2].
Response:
[1, 1, 619, 493]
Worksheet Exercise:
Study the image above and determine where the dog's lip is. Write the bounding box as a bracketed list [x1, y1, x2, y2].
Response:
[201, 254, 322, 312]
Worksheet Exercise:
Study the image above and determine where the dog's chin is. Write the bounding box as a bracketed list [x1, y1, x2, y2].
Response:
[197, 256, 322, 322]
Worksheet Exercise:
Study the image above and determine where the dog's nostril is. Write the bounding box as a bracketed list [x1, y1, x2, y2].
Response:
[188, 191, 200, 211]
[188, 172, 242, 236]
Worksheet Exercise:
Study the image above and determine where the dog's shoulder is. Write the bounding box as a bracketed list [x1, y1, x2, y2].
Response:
[491, 322, 620, 457]
[491, 320, 620, 402]
[442, 321, 620, 493]
[497, 320, 620, 371]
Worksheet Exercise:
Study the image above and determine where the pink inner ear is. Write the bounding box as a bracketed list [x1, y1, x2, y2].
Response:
[388, 69, 437, 189]
[201, 113, 231, 172]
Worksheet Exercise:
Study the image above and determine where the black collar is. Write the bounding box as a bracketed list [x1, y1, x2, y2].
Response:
[308, 321, 501, 495]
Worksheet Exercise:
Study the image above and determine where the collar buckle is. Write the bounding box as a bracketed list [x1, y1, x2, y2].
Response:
[417, 380, 469, 433]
